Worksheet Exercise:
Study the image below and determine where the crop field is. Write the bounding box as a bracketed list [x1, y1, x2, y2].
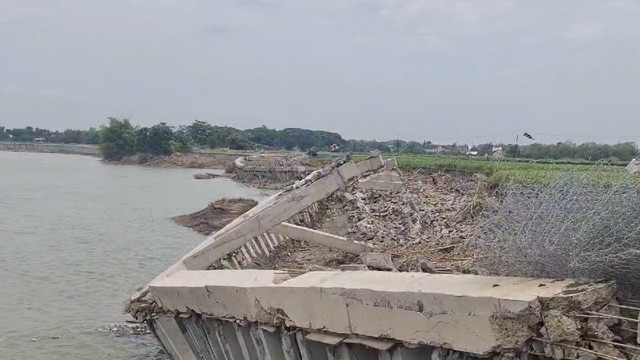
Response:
[352, 153, 627, 185]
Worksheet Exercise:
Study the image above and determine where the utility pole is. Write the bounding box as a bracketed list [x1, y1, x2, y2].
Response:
[396, 134, 399, 156]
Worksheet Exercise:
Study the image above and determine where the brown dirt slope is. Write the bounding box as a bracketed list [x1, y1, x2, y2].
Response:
[172, 198, 257, 235]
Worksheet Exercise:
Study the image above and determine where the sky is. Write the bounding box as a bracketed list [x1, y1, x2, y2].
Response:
[2, 0, 640, 144]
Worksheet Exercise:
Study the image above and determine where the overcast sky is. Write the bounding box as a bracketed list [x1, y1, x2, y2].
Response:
[2, 0, 640, 144]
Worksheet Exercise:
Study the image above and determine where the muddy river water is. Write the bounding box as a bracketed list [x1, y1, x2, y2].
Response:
[0, 152, 264, 359]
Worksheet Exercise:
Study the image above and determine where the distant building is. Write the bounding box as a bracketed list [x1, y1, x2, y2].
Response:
[34, 137, 46, 143]
[443, 144, 468, 155]
[424, 144, 444, 154]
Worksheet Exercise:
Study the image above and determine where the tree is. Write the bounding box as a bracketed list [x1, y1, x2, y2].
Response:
[135, 127, 151, 153]
[171, 125, 192, 153]
[402, 141, 425, 154]
[146, 123, 174, 155]
[85, 127, 100, 144]
[62, 129, 85, 143]
[188, 120, 214, 146]
[99, 117, 137, 160]
[243, 126, 281, 148]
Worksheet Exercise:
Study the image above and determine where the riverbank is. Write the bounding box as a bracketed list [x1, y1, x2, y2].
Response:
[171, 198, 258, 235]
[117, 153, 232, 169]
[0, 141, 100, 156]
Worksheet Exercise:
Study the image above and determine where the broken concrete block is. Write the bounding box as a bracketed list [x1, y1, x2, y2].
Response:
[343, 192, 356, 201]
[419, 260, 437, 274]
[361, 252, 395, 271]
[383, 158, 398, 170]
[627, 158, 640, 174]
[542, 310, 580, 342]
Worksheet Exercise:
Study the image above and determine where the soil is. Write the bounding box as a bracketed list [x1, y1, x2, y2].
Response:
[172, 198, 258, 235]
[118, 153, 231, 169]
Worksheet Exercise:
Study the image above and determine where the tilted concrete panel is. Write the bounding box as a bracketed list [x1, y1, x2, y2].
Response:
[148, 270, 590, 355]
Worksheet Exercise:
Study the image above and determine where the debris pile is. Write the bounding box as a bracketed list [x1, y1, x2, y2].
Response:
[100, 322, 151, 337]
[119, 152, 231, 168]
[139, 156, 640, 359]
[238, 154, 315, 168]
[247, 170, 487, 272]
[171, 198, 257, 235]
[231, 154, 330, 189]
[528, 282, 640, 360]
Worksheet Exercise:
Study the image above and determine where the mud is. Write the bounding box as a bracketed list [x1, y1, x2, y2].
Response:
[172, 198, 258, 235]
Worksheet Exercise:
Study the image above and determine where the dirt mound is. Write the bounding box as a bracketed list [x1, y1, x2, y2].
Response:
[172, 198, 258, 235]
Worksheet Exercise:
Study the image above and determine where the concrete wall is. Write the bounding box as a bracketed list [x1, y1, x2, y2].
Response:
[151, 313, 468, 360]
[147, 269, 608, 357]
[215, 203, 320, 270]
[0, 142, 100, 156]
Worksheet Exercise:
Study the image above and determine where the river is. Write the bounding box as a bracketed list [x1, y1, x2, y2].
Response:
[0, 152, 265, 359]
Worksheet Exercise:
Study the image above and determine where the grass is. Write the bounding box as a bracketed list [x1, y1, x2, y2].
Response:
[352, 153, 627, 185]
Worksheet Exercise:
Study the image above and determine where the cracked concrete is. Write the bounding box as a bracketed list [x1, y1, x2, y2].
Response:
[147, 270, 616, 356]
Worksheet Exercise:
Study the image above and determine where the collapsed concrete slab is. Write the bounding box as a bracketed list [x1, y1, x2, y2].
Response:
[143, 156, 386, 287]
[132, 155, 639, 360]
[358, 170, 404, 191]
[148, 270, 615, 356]
[627, 158, 640, 174]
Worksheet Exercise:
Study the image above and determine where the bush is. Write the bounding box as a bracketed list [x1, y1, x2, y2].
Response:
[475, 171, 640, 296]
[99, 118, 136, 160]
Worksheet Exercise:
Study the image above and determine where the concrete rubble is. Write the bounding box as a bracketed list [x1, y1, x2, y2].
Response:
[130, 155, 640, 360]
[626, 158, 640, 174]
[246, 170, 485, 273]
[232, 153, 325, 188]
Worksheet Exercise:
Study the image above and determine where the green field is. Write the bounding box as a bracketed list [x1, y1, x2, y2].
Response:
[352, 154, 627, 185]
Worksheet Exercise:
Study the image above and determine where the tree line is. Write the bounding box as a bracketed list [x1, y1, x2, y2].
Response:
[0, 126, 100, 144]
[97, 118, 348, 160]
[510, 142, 638, 163]
[2, 119, 638, 162]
